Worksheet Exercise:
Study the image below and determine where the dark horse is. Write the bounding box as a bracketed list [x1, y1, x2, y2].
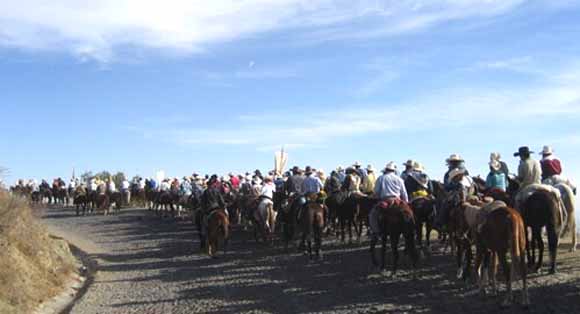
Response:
[370, 199, 418, 275]
[325, 191, 359, 242]
[410, 196, 437, 251]
[521, 189, 563, 274]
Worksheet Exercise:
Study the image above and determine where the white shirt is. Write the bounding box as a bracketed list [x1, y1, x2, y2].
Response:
[108, 181, 117, 192]
[121, 180, 130, 190]
[160, 181, 170, 191]
[138, 179, 146, 189]
[261, 182, 276, 199]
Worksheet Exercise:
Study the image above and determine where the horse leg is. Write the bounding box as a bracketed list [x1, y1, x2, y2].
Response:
[426, 222, 433, 250]
[370, 233, 379, 267]
[416, 221, 423, 249]
[532, 227, 542, 272]
[475, 247, 486, 297]
[526, 226, 534, 269]
[490, 252, 498, 296]
[547, 223, 558, 274]
[570, 214, 577, 252]
[500, 251, 512, 308]
[390, 232, 400, 275]
[517, 249, 530, 308]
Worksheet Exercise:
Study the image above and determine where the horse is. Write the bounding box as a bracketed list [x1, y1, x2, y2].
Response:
[520, 189, 564, 274]
[279, 193, 301, 250]
[369, 199, 418, 275]
[95, 193, 110, 215]
[472, 175, 519, 207]
[355, 195, 378, 239]
[108, 191, 123, 215]
[410, 196, 437, 251]
[325, 191, 359, 243]
[473, 204, 529, 308]
[551, 183, 577, 252]
[206, 209, 230, 258]
[302, 201, 325, 259]
[52, 187, 68, 206]
[73, 192, 88, 216]
[253, 197, 277, 244]
[155, 191, 179, 217]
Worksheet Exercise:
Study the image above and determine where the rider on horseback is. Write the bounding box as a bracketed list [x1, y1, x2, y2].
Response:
[370, 162, 409, 238]
[200, 175, 227, 245]
[405, 161, 432, 200]
[540, 145, 576, 194]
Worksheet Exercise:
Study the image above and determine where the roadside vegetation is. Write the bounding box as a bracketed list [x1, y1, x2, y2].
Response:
[0, 191, 76, 313]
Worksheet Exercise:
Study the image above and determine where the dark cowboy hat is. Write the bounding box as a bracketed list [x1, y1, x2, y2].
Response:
[304, 166, 313, 175]
[514, 146, 533, 157]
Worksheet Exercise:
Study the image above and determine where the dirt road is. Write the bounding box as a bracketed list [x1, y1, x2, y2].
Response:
[41, 207, 580, 314]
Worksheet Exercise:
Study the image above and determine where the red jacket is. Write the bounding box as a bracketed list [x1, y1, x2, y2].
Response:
[230, 176, 240, 189]
[541, 157, 562, 180]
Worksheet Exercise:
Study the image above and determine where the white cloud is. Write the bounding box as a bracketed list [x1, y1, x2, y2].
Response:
[0, 0, 528, 62]
[130, 62, 580, 150]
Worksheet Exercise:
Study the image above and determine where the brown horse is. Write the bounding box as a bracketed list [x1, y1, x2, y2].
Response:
[302, 202, 326, 259]
[96, 193, 110, 215]
[370, 199, 418, 275]
[474, 204, 529, 308]
[206, 209, 230, 258]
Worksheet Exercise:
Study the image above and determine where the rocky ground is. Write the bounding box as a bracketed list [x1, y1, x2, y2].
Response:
[41, 207, 580, 314]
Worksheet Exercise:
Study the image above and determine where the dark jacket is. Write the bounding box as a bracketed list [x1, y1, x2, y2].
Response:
[201, 187, 225, 212]
[286, 174, 305, 194]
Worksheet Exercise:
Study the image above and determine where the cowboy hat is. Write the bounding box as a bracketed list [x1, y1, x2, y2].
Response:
[490, 152, 501, 161]
[489, 160, 501, 172]
[412, 161, 424, 172]
[353, 161, 362, 167]
[514, 146, 533, 157]
[366, 164, 375, 172]
[336, 165, 344, 172]
[448, 168, 466, 181]
[304, 166, 313, 175]
[403, 159, 414, 167]
[539, 145, 553, 156]
[384, 162, 397, 172]
[446, 154, 464, 163]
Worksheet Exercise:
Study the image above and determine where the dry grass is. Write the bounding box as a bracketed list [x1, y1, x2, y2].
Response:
[0, 191, 76, 313]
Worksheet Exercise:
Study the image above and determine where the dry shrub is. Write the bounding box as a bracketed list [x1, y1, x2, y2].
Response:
[0, 191, 76, 313]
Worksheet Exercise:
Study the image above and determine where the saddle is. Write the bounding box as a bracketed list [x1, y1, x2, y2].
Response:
[376, 198, 414, 224]
[377, 198, 405, 210]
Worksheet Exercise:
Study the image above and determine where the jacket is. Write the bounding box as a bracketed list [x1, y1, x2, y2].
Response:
[517, 158, 542, 189]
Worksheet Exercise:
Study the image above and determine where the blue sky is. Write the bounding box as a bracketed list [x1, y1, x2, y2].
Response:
[1, 0, 580, 184]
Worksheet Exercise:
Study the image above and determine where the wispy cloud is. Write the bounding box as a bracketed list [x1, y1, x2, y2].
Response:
[0, 0, 529, 62]
[130, 62, 580, 151]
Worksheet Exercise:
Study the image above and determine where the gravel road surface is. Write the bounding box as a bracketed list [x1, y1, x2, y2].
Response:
[41, 207, 580, 314]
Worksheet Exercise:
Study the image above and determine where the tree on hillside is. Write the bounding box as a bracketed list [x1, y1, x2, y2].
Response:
[80, 171, 94, 183]
[111, 172, 126, 187]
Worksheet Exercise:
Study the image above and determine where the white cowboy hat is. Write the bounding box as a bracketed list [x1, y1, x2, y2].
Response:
[489, 160, 501, 172]
[366, 164, 375, 172]
[490, 152, 501, 161]
[448, 168, 466, 181]
[384, 162, 397, 171]
[540, 145, 554, 155]
[446, 154, 464, 163]
[403, 159, 414, 167]
[336, 166, 344, 171]
[412, 161, 424, 172]
[353, 161, 362, 167]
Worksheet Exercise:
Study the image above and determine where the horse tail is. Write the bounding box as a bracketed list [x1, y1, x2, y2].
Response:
[220, 214, 230, 241]
[558, 184, 575, 238]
